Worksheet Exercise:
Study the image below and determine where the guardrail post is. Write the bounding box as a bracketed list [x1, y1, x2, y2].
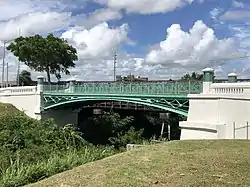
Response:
[37, 76, 44, 93]
[202, 67, 214, 93]
[228, 73, 237, 83]
[69, 79, 76, 93]
[35, 76, 44, 118]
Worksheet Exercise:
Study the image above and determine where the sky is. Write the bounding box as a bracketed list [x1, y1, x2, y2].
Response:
[0, 0, 250, 81]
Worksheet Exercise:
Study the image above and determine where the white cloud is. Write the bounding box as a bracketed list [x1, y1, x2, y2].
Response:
[232, 1, 244, 8]
[61, 22, 130, 60]
[94, 0, 194, 14]
[1, 0, 246, 82]
[145, 20, 244, 68]
[228, 23, 250, 75]
[0, 12, 71, 41]
[220, 10, 250, 21]
[72, 8, 123, 28]
[210, 8, 224, 20]
[0, 0, 88, 22]
[0, 0, 36, 21]
[0, 22, 133, 82]
[0, 0, 132, 82]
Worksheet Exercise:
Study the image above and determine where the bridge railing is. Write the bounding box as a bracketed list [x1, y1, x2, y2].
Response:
[0, 86, 37, 95]
[43, 81, 203, 95]
[210, 82, 250, 95]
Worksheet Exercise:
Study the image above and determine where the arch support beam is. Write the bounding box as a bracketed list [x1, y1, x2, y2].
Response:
[42, 94, 189, 117]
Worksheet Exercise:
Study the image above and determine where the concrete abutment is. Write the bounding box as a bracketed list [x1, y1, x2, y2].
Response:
[180, 69, 250, 140]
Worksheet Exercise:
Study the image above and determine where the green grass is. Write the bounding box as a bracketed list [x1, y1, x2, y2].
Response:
[0, 147, 117, 187]
[0, 103, 22, 114]
[0, 103, 118, 187]
[26, 140, 250, 187]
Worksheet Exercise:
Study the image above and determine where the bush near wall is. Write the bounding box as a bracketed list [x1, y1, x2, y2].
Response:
[0, 103, 117, 187]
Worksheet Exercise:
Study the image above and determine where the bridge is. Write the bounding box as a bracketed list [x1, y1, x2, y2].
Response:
[0, 68, 249, 140]
[42, 80, 202, 116]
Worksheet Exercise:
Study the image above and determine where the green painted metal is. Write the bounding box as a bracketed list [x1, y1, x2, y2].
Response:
[44, 81, 202, 95]
[228, 73, 237, 83]
[37, 76, 44, 85]
[43, 93, 189, 116]
[42, 81, 203, 116]
[203, 68, 214, 82]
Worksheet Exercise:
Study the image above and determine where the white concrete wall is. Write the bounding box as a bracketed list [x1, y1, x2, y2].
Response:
[180, 82, 250, 140]
[0, 86, 41, 119]
[0, 86, 79, 126]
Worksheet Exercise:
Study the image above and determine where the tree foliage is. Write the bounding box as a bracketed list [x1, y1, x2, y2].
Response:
[80, 112, 144, 148]
[0, 104, 117, 187]
[0, 104, 87, 170]
[181, 72, 203, 81]
[19, 70, 32, 86]
[7, 34, 78, 83]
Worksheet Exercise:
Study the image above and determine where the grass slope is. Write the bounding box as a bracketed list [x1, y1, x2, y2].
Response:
[0, 103, 21, 114]
[26, 140, 250, 187]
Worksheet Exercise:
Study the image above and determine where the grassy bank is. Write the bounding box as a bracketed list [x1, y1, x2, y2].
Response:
[0, 146, 116, 187]
[26, 140, 250, 187]
[0, 103, 118, 187]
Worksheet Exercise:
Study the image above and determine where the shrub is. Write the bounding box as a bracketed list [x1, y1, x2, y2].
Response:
[0, 104, 117, 187]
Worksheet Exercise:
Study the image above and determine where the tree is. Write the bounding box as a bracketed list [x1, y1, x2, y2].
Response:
[181, 72, 203, 81]
[7, 34, 78, 83]
[79, 112, 144, 148]
[19, 70, 32, 86]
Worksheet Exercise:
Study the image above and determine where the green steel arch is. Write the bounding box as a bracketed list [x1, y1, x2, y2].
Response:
[43, 95, 189, 116]
[41, 80, 203, 117]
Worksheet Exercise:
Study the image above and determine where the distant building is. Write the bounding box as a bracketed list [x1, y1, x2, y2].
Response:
[116, 75, 148, 82]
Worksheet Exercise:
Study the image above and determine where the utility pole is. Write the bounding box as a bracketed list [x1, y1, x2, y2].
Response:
[16, 27, 21, 86]
[6, 62, 8, 87]
[113, 51, 117, 81]
[1, 40, 6, 88]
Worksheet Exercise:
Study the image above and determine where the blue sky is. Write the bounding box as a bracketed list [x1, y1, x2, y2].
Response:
[1, 0, 250, 80]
